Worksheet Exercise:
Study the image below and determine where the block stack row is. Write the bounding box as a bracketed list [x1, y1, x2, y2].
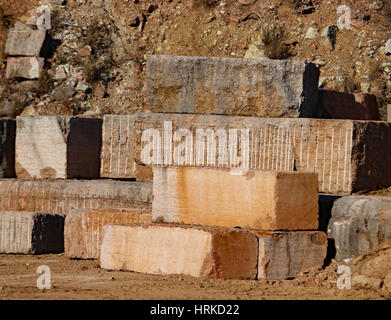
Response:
[1, 54, 391, 279]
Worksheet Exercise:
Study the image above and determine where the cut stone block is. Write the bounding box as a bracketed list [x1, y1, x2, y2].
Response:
[0, 179, 152, 215]
[142, 55, 320, 117]
[65, 208, 152, 259]
[16, 116, 102, 179]
[318, 90, 380, 120]
[100, 223, 258, 279]
[0, 211, 64, 254]
[101, 113, 391, 195]
[152, 167, 319, 231]
[6, 57, 44, 79]
[256, 231, 327, 280]
[5, 28, 46, 56]
[328, 196, 391, 261]
[0, 119, 16, 178]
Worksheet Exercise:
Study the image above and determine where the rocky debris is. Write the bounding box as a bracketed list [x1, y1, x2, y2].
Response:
[5, 57, 44, 79]
[348, 240, 391, 297]
[328, 196, 391, 261]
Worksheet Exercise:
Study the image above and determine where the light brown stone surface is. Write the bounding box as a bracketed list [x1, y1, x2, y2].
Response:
[318, 90, 380, 120]
[6, 57, 44, 79]
[152, 167, 319, 231]
[65, 208, 152, 259]
[5, 27, 46, 56]
[142, 55, 319, 117]
[100, 223, 258, 279]
[101, 113, 391, 194]
[0, 211, 64, 254]
[16, 116, 102, 179]
[0, 179, 152, 215]
[255, 231, 327, 280]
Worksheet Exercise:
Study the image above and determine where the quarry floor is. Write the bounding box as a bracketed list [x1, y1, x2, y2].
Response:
[0, 254, 384, 300]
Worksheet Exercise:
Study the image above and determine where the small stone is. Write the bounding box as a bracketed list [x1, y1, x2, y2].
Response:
[55, 66, 67, 81]
[76, 82, 89, 92]
[244, 43, 267, 59]
[318, 77, 327, 87]
[385, 39, 391, 55]
[305, 27, 318, 39]
[78, 45, 92, 57]
[217, 30, 223, 36]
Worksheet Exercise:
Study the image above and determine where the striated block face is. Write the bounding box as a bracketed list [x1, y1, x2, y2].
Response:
[328, 196, 391, 261]
[256, 231, 327, 280]
[0, 211, 64, 254]
[5, 28, 46, 56]
[16, 116, 102, 179]
[100, 224, 259, 280]
[142, 55, 320, 117]
[0, 179, 152, 215]
[152, 167, 319, 231]
[101, 113, 391, 195]
[6, 57, 44, 79]
[65, 208, 152, 259]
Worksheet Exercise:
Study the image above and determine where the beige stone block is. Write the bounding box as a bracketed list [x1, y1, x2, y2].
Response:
[65, 208, 152, 259]
[16, 116, 102, 179]
[100, 224, 258, 279]
[152, 167, 319, 231]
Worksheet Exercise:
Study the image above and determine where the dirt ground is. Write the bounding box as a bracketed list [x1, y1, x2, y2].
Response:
[0, 254, 385, 300]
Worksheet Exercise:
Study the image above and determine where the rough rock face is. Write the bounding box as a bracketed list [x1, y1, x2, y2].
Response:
[0, 211, 64, 254]
[16, 116, 102, 179]
[152, 167, 319, 231]
[65, 208, 152, 259]
[142, 55, 320, 117]
[0, 119, 16, 178]
[256, 231, 327, 280]
[328, 196, 391, 261]
[318, 90, 380, 120]
[101, 113, 391, 195]
[5, 27, 46, 56]
[5, 57, 44, 79]
[100, 223, 259, 280]
[0, 179, 152, 215]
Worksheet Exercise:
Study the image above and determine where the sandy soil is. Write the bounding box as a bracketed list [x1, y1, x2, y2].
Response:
[0, 254, 384, 300]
